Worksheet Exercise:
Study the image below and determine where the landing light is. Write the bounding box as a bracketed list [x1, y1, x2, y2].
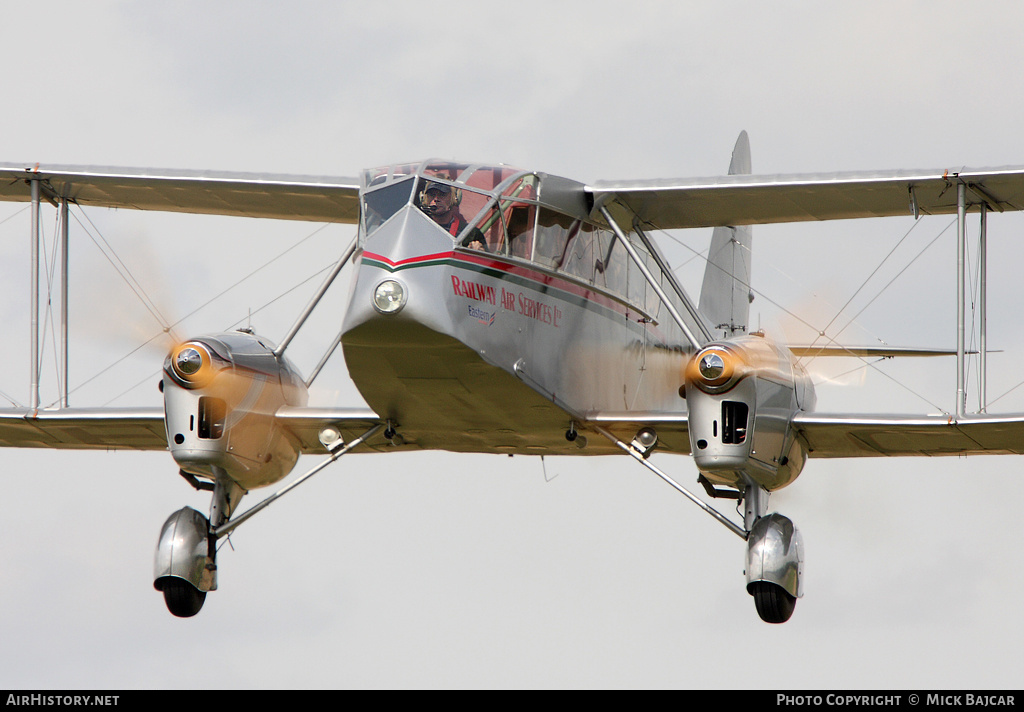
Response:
[372, 279, 407, 314]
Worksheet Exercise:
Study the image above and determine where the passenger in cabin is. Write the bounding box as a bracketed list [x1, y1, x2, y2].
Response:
[420, 182, 469, 240]
[460, 227, 487, 251]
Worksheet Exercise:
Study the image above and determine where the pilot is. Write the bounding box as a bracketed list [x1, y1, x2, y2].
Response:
[420, 181, 485, 250]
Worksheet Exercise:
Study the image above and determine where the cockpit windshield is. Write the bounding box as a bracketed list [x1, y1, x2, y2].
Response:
[360, 160, 537, 253]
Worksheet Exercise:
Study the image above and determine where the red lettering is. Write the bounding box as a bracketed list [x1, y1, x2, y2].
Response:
[452, 277, 496, 305]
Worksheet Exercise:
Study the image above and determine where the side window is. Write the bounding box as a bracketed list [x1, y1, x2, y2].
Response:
[562, 222, 596, 282]
[627, 241, 647, 311]
[646, 251, 663, 316]
[534, 208, 578, 269]
[594, 228, 627, 297]
[504, 201, 535, 259]
[465, 199, 507, 252]
[500, 174, 537, 259]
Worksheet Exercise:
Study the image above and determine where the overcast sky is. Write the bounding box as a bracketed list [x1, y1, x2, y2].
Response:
[1, 1, 1022, 689]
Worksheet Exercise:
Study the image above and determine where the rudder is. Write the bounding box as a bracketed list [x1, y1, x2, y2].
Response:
[699, 131, 753, 338]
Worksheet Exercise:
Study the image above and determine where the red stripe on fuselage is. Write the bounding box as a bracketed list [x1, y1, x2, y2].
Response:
[362, 248, 665, 341]
[362, 250, 454, 269]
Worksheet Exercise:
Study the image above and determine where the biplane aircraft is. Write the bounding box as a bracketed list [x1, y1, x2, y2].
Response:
[3, 132, 1024, 623]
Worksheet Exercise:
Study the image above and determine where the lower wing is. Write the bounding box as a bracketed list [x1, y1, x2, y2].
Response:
[0, 407, 384, 454]
[794, 412, 1024, 457]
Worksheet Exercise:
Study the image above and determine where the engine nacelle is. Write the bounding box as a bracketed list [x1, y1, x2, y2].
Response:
[163, 330, 308, 490]
[684, 334, 813, 491]
[745, 512, 804, 599]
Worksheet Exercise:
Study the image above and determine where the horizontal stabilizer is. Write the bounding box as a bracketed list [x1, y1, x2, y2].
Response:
[788, 345, 987, 358]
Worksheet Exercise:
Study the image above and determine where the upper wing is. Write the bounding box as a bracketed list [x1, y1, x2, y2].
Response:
[0, 164, 360, 223]
[10, 162, 1024, 229]
[794, 412, 1024, 458]
[589, 165, 1024, 229]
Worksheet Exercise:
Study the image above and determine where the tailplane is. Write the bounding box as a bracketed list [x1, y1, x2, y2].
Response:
[699, 131, 753, 338]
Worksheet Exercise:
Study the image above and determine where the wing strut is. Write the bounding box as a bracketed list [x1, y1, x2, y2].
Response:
[211, 422, 384, 539]
[980, 204, 988, 412]
[598, 205, 708, 349]
[25, 176, 72, 412]
[59, 198, 69, 408]
[29, 179, 40, 412]
[957, 182, 966, 417]
[592, 425, 746, 540]
[955, 183, 991, 416]
[274, 235, 358, 359]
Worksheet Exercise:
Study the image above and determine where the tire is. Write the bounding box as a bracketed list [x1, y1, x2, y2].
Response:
[750, 581, 796, 624]
[161, 579, 207, 618]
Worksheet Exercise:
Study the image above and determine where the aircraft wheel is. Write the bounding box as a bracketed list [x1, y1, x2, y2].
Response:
[750, 581, 796, 624]
[161, 579, 207, 618]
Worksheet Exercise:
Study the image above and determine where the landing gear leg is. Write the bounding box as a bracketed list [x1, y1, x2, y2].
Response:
[741, 478, 768, 531]
[594, 424, 805, 624]
[153, 423, 386, 618]
[210, 476, 246, 531]
[154, 473, 246, 618]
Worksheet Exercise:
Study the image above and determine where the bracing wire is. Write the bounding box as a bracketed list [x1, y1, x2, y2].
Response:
[99, 261, 336, 406]
[51, 212, 338, 408]
[70, 207, 180, 343]
[804, 217, 928, 351]
[828, 221, 955, 346]
[660, 218, 953, 413]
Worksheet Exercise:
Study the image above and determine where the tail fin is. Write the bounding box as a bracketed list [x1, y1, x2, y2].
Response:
[699, 131, 753, 338]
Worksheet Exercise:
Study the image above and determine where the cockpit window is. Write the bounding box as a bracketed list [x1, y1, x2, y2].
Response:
[362, 177, 414, 237]
[415, 178, 487, 240]
[463, 165, 524, 193]
[459, 175, 539, 255]
[360, 160, 534, 245]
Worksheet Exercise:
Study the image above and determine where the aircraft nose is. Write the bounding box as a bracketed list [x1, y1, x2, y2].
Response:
[342, 206, 461, 340]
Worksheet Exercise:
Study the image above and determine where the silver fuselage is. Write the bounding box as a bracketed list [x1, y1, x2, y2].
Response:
[341, 161, 697, 457]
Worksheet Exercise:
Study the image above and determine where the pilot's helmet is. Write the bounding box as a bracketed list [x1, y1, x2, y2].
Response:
[421, 181, 461, 206]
